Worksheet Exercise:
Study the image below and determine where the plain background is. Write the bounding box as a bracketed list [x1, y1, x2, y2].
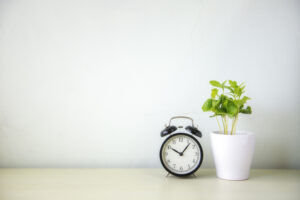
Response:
[0, 0, 299, 168]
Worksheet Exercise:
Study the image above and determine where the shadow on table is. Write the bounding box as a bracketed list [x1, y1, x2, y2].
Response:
[160, 169, 217, 180]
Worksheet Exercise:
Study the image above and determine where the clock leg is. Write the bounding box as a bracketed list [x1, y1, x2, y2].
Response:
[165, 173, 170, 177]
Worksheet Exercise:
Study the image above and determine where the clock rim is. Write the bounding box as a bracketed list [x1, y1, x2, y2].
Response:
[159, 133, 203, 177]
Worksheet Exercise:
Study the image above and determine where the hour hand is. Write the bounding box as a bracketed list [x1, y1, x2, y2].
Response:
[171, 148, 181, 155]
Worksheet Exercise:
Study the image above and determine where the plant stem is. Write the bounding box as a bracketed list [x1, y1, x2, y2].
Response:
[221, 116, 226, 134]
[225, 116, 228, 134]
[223, 116, 228, 135]
[231, 117, 235, 135]
[233, 115, 238, 134]
[216, 116, 222, 132]
[231, 115, 239, 135]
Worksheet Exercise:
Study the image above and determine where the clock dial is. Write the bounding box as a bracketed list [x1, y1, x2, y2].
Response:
[160, 133, 203, 176]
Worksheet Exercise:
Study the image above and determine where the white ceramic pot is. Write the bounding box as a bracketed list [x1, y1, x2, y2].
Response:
[210, 131, 255, 180]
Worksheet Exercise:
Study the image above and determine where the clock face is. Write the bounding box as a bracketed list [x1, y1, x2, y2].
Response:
[160, 133, 203, 176]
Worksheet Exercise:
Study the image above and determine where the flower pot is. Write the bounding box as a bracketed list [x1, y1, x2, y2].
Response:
[210, 131, 255, 180]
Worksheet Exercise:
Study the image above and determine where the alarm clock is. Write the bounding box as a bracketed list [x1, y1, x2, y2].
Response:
[159, 116, 203, 177]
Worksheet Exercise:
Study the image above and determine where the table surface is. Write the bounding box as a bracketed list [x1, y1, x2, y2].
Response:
[0, 168, 299, 200]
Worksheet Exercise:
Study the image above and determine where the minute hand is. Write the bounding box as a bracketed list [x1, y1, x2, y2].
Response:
[181, 143, 190, 155]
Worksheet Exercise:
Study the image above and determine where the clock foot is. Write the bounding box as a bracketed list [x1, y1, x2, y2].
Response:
[165, 173, 170, 177]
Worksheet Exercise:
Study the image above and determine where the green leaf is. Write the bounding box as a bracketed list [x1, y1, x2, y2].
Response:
[237, 88, 243, 97]
[239, 82, 245, 88]
[209, 80, 222, 88]
[227, 101, 238, 116]
[240, 85, 246, 93]
[224, 86, 234, 93]
[202, 99, 212, 112]
[211, 88, 218, 98]
[221, 81, 227, 87]
[212, 99, 220, 108]
[229, 80, 238, 88]
[234, 99, 242, 107]
[241, 96, 251, 104]
[240, 106, 252, 114]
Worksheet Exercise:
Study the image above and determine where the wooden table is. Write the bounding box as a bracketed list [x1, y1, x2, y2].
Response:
[0, 169, 299, 200]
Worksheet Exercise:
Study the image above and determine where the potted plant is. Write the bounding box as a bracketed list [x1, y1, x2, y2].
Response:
[202, 80, 255, 180]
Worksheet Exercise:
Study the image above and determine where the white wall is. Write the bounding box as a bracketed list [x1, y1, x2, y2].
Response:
[0, 0, 299, 168]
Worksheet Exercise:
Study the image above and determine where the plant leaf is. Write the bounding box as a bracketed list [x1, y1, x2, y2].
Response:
[240, 106, 252, 114]
[202, 99, 212, 112]
[209, 80, 222, 88]
[211, 88, 218, 98]
[212, 99, 220, 107]
[224, 86, 234, 93]
[240, 85, 246, 93]
[221, 81, 227, 87]
[227, 101, 238, 116]
[229, 80, 237, 88]
[241, 96, 251, 104]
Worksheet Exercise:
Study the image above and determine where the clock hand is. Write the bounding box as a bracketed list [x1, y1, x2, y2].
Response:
[181, 143, 191, 155]
[171, 147, 182, 155]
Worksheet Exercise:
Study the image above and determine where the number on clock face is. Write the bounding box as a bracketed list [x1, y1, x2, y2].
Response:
[160, 134, 202, 176]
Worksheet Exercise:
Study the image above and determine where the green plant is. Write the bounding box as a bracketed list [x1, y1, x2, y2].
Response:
[202, 80, 252, 135]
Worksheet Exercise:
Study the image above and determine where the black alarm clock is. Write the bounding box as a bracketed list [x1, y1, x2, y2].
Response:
[160, 116, 203, 177]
